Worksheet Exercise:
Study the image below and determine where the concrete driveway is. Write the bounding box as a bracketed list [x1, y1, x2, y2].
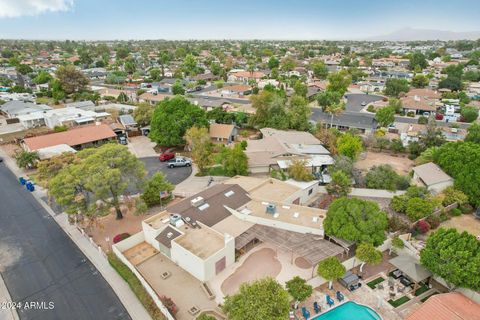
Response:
[127, 136, 158, 158]
[346, 93, 384, 112]
[140, 156, 191, 185]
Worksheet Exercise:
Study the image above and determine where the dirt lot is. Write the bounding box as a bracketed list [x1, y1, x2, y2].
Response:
[439, 214, 480, 236]
[355, 151, 414, 175]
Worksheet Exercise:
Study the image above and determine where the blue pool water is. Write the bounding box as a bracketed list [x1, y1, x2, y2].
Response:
[312, 301, 382, 320]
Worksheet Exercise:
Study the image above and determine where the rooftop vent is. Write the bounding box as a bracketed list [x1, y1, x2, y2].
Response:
[266, 203, 276, 214]
[167, 232, 173, 239]
[224, 190, 235, 197]
[198, 203, 210, 211]
[169, 214, 182, 226]
[191, 196, 205, 207]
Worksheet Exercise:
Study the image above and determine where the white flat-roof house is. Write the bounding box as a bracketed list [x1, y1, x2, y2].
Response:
[114, 176, 341, 284]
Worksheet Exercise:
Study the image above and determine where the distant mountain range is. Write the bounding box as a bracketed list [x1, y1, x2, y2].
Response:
[366, 27, 480, 41]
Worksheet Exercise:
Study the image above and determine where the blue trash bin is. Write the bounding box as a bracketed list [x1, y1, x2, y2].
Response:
[19, 177, 26, 185]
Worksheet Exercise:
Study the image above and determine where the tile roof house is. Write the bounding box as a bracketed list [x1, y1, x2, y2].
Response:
[412, 162, 453, 193]
[138, 92, 172, 105]
[208, 123, 237, 144]
[406, 292, 480, 320]
[227, 71, 266, 84]
[22, 124, 117, 151]
[401, 88, 441, 115]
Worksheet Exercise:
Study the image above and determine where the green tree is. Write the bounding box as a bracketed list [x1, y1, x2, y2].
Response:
[55, 65, 89, 94]
[375, 106, 395, 127]
[141, 172, 174, 207]
[16, 64, 33, 75]
[406, 197, 434, 221]
[311, 60, 329, 79]
[293, 80, 308, 97]
[411, 74, 429, 88]
[49, 144, 145, 219]
[183, 53, 198, 75]
[420, 228, 480, 290]
[326, 170, 352, 197]
[327, 70, 351, 96]
[337, 133, 363, 160]
[287, 159, 313, 181]
[249, 90, 289, 129]
[465, 123, 480, 144]
[365, 165, 407, 191]
[324, 197, 388, 246]
[384, 78, 410, 97]
[316, 90, 342, 109]
[330, 155, 354, 177]
[33, 70, 52, 84]
[150, 96, 208, 146]
[461, 106, 479, 123]
[390, 236, 405, 255]
[36, 152, 78, 187]
[280, 56, 296, 71]
[439, 76, 462, 91]
[325, 102, 345, 128]
[390, 195, 408, 213]
[267, 56, 279, 69]
[172, 80, 185, 95]
[285, 276, 313, 303]
[317, 257, 346, 289]
[220, 144, 249, 176]
[133, 103, 154, 127]
[223, 277, 290, 320]
[149, 68, 162, 81]
[441, 186, 468, 206]
[288, 94, 310, 131]
[409, 52, 428, 71]
[433, 142, 480, 207]
[356, 243, 382, 273]
[184, 126, 212, 174]
[15, 150, 39, 169]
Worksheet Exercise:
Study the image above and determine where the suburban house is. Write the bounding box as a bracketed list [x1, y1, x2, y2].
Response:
[118, 114, 138, 135]
[401, 89, 441, 115]
[227, 71, 265, 84]
[138, 92, 172, 105]
[22, 123, 117, 152]
[65, 100, 96, 110]
[412, 162, 453, 193]
[114, 176, 346, 284]
[244, 128, 333, 178]
[406, 292, 480, 320]
[220, 84, 251, 97]
[0, 100, 52, 119]
[208, 123, 238, 144]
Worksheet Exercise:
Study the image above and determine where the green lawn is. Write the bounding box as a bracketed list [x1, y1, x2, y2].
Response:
[108, 254, 166, 320]
[367, 277, 385, 289]
[388, 296, 411, 308]
[414, 284, 429, 296]
[420, 292, 439, 303]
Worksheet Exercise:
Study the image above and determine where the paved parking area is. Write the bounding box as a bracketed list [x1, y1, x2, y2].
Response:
[140, 157, 191, 185]
[127, 136, 158, 158]
[346, 93, 384, 112]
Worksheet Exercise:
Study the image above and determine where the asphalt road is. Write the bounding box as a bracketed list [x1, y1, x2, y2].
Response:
[345, 93, 384, 112]
[140, 157, 192, 184]
[0, 164, 130, 320]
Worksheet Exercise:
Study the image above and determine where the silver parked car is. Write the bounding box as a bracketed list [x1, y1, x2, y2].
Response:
[167, 156, 192, 168]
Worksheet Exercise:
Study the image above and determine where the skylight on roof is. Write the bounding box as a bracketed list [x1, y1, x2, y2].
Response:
[198, 203, 210, 211]
[224, 190, 235, 197]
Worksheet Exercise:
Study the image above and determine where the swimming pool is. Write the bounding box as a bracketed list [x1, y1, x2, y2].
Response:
[312, 301, 382, 320]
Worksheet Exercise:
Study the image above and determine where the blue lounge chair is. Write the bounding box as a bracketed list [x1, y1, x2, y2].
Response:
[313, 301, 320, 314]
[336, 291, 344, 302]
[302, 306, 310, 319]
[326, 295, 335, 307]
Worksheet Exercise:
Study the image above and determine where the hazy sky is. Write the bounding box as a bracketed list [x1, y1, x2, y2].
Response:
[0, 0, 479, 40]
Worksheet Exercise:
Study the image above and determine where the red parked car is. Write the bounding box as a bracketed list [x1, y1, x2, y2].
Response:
[159, 151, 175, 162]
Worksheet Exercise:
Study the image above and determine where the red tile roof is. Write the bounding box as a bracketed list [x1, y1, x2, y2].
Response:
[24, 124, 117, 151]
[406, 292, 480, 320]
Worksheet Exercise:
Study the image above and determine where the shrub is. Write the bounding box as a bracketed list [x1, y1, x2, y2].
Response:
[54, 125, 68, 132]
[426, 214, 441, 229]
[406, 186, 429, 199]
[442, 187, 469, 206]
[407, 111, 415, 117]
[390, 195, 408, 213]
[450, 208, 462, 217]
[460, 204, 474, 214]
[388, 215, 410, 233]
[435, 113, 444, 120]
[240, 140, 247, 150]
[418, 116, 428, 124]
[113, 233, 131, 243]
[160, 296, 178, 315]
[141, 172, 174, 207]
[416, 220, 431, 234]
[406, 197, 434, 221]
[367, 105, 375, 113]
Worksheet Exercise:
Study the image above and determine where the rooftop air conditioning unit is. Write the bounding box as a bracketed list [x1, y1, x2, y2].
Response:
[266, 203, 276, 214]
[191, 196, 205, 207]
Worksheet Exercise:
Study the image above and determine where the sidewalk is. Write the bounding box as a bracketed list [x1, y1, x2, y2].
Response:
[0, 148, 152, 320]
[0, 274, 19, 320]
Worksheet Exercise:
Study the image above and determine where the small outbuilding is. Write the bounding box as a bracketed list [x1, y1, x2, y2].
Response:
[412, 162, 453, 193]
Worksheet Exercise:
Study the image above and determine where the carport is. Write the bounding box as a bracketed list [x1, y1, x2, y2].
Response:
[235, 224, 345, 277]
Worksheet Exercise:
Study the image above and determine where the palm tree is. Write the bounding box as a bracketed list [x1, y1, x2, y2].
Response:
[325, 102, 345, 128]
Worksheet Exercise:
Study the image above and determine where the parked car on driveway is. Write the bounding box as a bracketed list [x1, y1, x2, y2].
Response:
[159, 150, 175, 162]
[167, 156, 192, 168]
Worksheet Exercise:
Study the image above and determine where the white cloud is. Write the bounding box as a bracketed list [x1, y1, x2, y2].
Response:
[0, 0, 74, 18]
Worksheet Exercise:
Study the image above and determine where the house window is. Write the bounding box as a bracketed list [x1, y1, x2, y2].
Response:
[308, 189, 313, 195]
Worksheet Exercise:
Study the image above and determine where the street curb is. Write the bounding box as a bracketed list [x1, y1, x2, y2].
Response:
[0, 149, 152, 320]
